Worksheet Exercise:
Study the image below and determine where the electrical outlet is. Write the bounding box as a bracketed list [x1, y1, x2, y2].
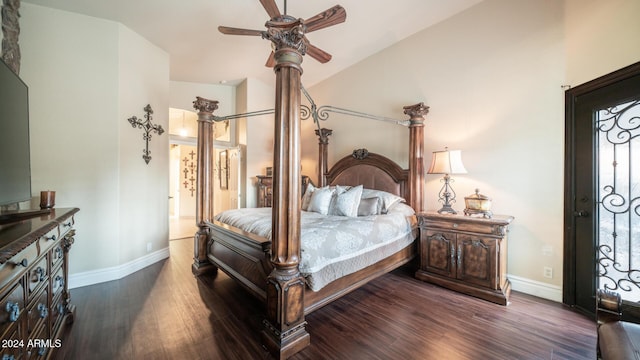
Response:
[146, 242, 152, 252]
[543, 266, 553, 279]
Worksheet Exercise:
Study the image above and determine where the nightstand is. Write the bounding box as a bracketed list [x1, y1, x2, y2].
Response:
[415, 211, 514, 305]
[256, 175, 310, 207]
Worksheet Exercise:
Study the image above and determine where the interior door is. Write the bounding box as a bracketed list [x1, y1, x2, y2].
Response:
[565, 62, 640, 317]
[227, 146, 243, 210]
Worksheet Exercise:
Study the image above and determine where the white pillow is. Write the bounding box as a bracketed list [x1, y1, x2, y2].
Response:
[307, 186, 335, 215]
[301, 183, 315, 211]
[361, 189, 405, 214]
[329, 185, 363, 217]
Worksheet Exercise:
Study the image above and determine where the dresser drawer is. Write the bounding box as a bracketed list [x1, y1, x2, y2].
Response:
[0, 282, 25, 338]
[59, 216, 74, 237]
[0, 244, 37, 291]
[27, 257, 48, 299]
[50, 243, 64, 271]
[26, 323, 49, 359]
[0, 323, 25, 360]
[50, 293, 65, 334]
[51, 267, 65, 300]
[37, 226, 59, 255]
[26, 288, 48, 337]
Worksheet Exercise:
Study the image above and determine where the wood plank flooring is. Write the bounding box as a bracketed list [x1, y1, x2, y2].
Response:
[55, 238, 596, 359]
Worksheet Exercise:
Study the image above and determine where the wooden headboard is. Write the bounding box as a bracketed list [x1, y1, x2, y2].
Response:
[324, 148, 410, 204]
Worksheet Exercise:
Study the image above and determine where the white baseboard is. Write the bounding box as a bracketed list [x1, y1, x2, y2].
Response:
[508, 273, 563, 302]
[68, 247, 170, 289]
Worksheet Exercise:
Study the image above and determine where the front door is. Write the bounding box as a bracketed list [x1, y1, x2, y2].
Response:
[565, 62, 640, 317]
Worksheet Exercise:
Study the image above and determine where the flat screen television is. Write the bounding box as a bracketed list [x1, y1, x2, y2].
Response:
[0, 57, 32, 208]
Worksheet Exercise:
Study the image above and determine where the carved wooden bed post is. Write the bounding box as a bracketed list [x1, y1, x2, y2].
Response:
[315, 128, 332, 187]
[403, 102, 429, 213]
[261, 22, 310, 358]
[192, 97, 219, 276]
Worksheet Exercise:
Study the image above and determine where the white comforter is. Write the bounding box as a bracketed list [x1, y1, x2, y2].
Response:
[214, 204, 416, 291]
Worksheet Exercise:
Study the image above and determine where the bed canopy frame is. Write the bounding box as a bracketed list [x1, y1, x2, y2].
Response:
[190, 16, 429, 359]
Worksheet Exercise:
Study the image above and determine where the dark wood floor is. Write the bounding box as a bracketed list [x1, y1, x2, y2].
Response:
[55, 238, 597, 360]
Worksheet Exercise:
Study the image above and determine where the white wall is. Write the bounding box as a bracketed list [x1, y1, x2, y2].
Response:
[169, 81, 235, 120]
[305, 0, 640, 301]
[20, 3, 171, 282]
[21, 3, 121, 273]
[117, 24, 170, 264]
[565, 0, 640, 85]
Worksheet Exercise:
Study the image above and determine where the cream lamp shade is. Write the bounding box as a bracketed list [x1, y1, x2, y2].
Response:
[427, 149, 467, 175]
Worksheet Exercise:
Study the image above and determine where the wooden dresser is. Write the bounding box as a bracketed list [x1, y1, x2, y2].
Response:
[416, 211, 513, 305]
[0, 208, 79, 359]
[256, 175, 310, 207]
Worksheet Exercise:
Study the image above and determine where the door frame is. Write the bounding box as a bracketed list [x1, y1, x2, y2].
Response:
[563, 61, 640, 309]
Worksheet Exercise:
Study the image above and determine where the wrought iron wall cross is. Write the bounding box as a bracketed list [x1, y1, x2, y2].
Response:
[128, 104, 164, 164]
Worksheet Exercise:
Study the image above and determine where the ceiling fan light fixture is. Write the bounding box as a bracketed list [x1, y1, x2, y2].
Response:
[218, 0, 346, 67]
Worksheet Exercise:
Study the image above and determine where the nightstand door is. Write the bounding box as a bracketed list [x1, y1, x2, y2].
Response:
[456, 234, 498, 289]
[422, 230, 456, 278]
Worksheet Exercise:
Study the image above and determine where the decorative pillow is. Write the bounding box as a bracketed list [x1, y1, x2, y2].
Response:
[307, 186, 335, 215]
[357, 197, 381, 216]
[301, 183, 315, 211]
[361, 189, 405, 214]
[329, 185, 363, 217]
[386, 202, 415, 217]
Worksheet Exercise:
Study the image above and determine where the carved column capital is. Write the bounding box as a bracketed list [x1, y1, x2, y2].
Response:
[193, 96, 219, 115]
[403, 102, 430, 125]
[263, 20, 307, 55]
[315, 128, 332, 145]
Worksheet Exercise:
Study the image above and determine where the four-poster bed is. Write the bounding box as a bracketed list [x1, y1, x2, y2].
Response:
[192, 98, 428, 358]
[191, 2, 429, 358]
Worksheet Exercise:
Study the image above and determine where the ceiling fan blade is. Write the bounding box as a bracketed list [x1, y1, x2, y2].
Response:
[259, 0, 281, 19]
[218, 26, 264, 36]
[265, 51, 276, 67]
[304, 5, 346, 33]
[306, 44, 332, 63]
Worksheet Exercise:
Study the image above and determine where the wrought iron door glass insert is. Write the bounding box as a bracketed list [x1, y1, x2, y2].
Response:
[597, 98, 640, 302]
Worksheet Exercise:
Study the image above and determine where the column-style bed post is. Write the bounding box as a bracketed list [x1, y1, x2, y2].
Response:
[191, 97, 219, 276]
[403, 102, 429, 213]
[315, 128, 332, 187]
[261, 22, 310, 358]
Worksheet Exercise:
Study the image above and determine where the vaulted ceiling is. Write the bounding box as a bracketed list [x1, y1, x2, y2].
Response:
[24, 0, 482, 86]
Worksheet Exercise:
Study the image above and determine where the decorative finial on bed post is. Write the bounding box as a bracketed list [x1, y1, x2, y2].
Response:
[403, 102, 429, 123]
[315, 128, 332, 187]
[193, 96, 219, 117]
[403, 102, 429, 213]
[191, 96, 219, 277]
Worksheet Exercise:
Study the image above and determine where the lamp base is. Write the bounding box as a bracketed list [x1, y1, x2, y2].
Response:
[437, 204, 458, 215]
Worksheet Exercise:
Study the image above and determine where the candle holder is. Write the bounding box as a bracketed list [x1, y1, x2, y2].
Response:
[40, 191, 56, 209]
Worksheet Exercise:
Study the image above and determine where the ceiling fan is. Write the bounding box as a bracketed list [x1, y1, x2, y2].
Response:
[218, 0, 346, 67]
